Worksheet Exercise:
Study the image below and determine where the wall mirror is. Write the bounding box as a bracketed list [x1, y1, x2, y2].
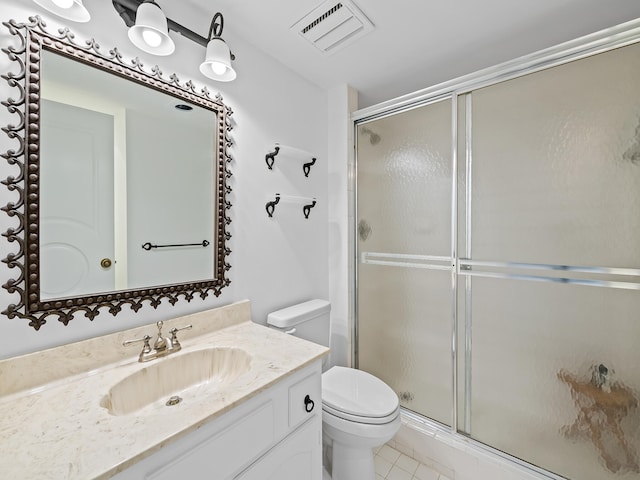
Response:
[1, 16, 233, 330]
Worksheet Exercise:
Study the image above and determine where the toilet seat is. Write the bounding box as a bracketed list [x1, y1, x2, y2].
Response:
[323, 403, 400, 425]
[322, 366, 399, 425]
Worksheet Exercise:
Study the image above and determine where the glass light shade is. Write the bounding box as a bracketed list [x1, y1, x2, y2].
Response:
[52, 0, 74, 8]
[127, 2, 175, 56]
[33, 0, 90, 22]
[199, 38, 236, 82]
[142, 29, 163, 47]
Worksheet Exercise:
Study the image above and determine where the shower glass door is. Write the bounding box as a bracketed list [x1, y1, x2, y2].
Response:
[356, 98, 454, 426]
[356, 40, 640, 480]
[459, 43, 640, 480]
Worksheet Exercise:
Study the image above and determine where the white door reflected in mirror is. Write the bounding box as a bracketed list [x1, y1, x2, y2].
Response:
[40, 99, 115, 299]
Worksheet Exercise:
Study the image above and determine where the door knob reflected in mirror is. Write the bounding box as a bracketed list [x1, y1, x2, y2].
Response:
[100, 258, 113, 269]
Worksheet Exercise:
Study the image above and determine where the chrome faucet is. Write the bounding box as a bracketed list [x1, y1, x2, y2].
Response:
[124, 321, 192, 362]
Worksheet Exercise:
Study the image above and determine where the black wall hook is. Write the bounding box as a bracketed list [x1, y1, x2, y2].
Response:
[303, 158, 316, 177]
[265, 146, 280, 170]
[303, 200, 316, 219]
[265, 194, 280, 217]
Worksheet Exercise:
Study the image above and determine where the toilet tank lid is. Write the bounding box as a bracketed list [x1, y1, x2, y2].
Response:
[267, 299, 331, 328]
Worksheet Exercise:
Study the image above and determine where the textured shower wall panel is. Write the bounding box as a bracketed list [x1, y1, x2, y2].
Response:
[356, 100, 452, 256]
[358, 265, 452, 425]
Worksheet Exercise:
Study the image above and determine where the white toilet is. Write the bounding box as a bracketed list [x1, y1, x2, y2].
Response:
[267, 299, 401, 480]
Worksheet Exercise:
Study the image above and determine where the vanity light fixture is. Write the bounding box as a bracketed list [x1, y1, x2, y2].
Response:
[199, 12, 237, 82]
[113, 0, 236, 80]
[32, 0, 91, 22]
[32, 0, 237, 81]
[127, 1, 175, 56]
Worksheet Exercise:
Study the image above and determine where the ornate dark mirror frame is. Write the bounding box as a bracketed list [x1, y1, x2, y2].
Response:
[1, 16, 233, 330]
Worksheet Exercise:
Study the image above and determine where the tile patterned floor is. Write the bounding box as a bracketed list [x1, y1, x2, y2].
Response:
[374, 444, 452, 480]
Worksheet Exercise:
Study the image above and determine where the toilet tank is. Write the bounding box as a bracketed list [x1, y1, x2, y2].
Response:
[266, 299, 331, 347]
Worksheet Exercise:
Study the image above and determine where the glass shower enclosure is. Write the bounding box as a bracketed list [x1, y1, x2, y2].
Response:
[355, 36, 640, 480]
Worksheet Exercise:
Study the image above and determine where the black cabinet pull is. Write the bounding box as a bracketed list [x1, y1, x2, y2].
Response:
[304, 394, 315, 413]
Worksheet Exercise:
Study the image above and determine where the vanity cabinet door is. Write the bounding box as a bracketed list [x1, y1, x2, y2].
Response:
[234, 414, 322, 480]
[288, 372, 321, 428]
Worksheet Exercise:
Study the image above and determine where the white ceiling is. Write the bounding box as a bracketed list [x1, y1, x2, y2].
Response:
[164, 0, 640, 108]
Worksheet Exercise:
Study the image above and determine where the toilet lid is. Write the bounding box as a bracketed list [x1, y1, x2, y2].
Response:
[322, 366, 399, 419]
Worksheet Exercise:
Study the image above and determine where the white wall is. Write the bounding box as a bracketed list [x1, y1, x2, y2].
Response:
[0, 1, 329, 358]
[327, 85, 358, 368]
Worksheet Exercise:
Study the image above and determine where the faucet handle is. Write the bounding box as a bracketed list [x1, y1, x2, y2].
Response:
[123, 334, 152, 361]
[123, 334, 152, 349]
[169, 324, 193, 349]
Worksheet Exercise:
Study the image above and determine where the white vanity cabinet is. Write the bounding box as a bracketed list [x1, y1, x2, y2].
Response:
[112, 361, 322, 480]
[235, 414, 321, 480]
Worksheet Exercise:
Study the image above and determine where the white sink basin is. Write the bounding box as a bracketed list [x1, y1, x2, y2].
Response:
[104, 347, 252, 416]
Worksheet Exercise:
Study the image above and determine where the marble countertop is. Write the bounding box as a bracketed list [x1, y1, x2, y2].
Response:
[0, 300, 329, 479]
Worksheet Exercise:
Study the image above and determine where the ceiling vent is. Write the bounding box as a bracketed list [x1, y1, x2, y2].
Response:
[291, 0, 374, 55]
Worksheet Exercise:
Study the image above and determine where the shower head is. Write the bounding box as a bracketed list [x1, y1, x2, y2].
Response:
[360, 127, 381, 145]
